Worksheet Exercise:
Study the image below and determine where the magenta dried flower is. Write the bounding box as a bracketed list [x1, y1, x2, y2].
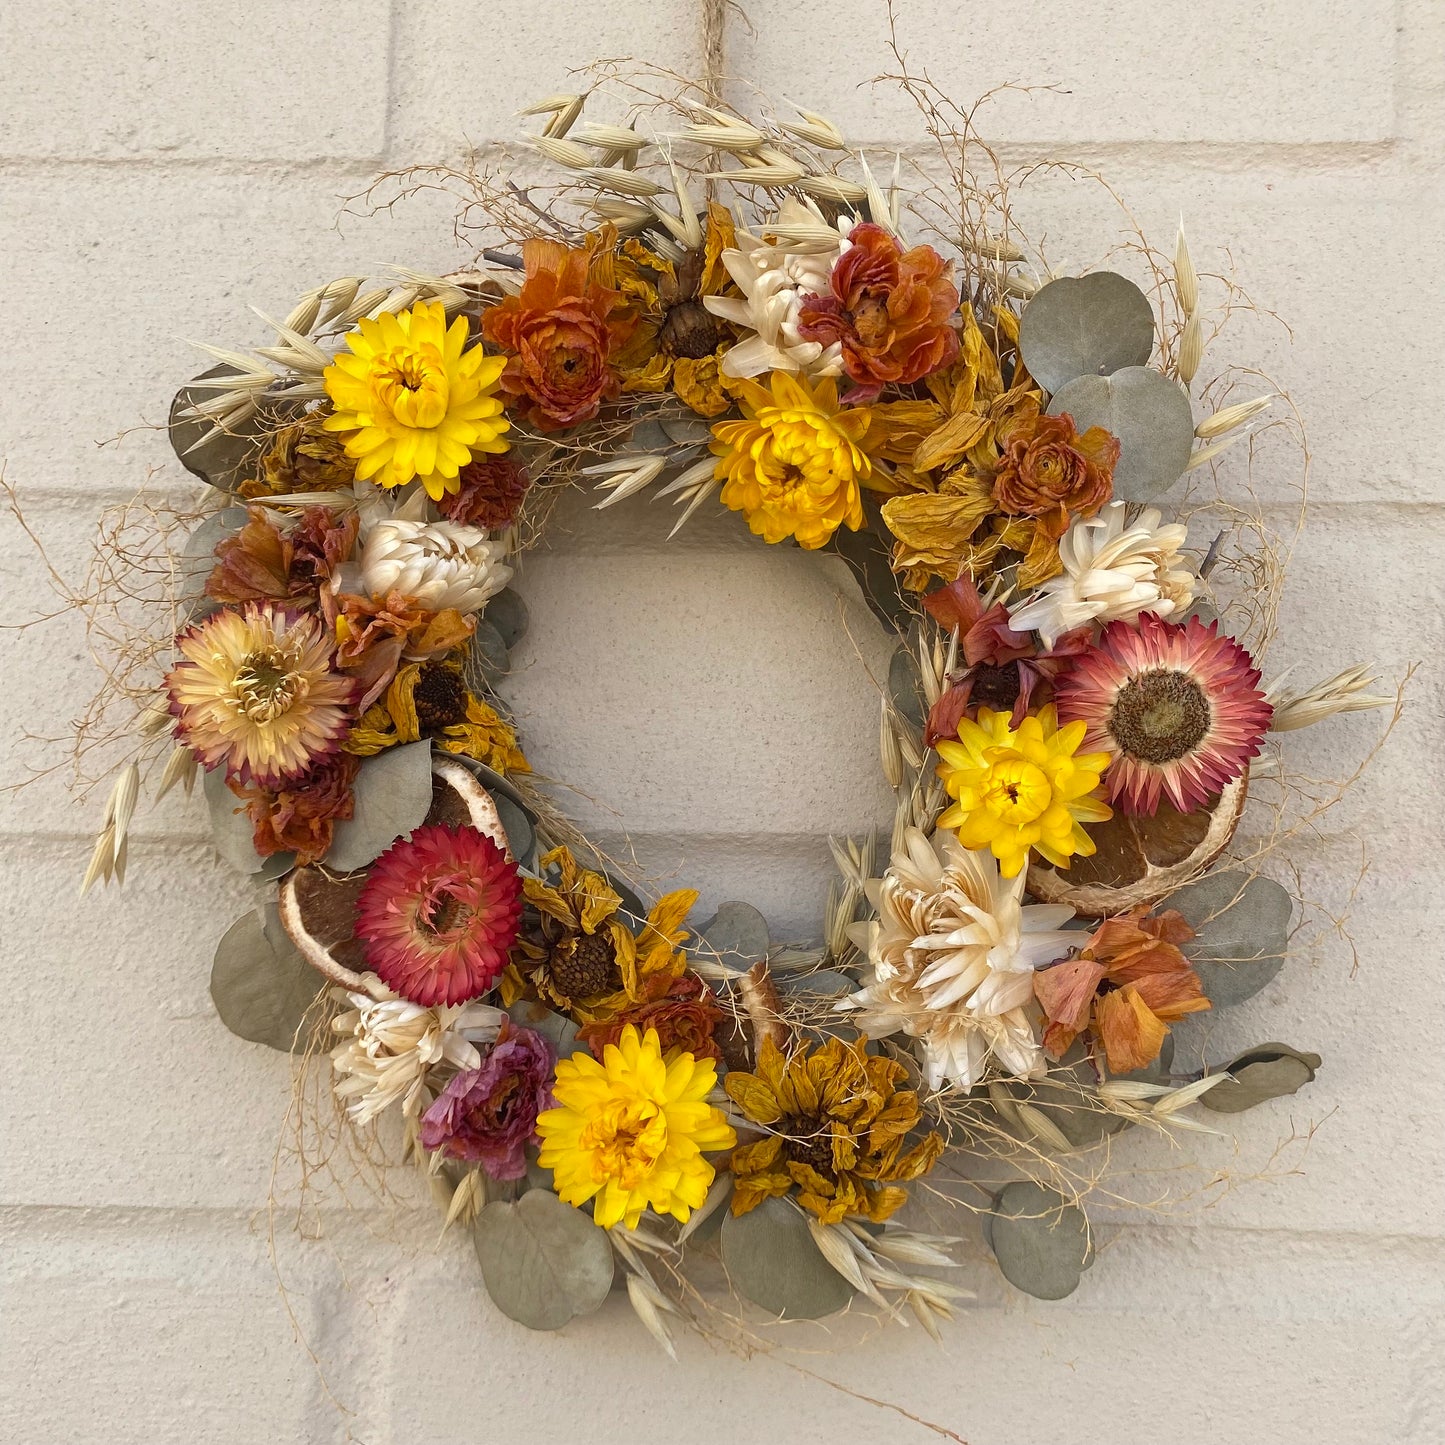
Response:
[419, 1023, 553, 1178]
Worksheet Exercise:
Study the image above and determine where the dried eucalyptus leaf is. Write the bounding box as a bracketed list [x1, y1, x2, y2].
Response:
[463, 619, 510, 691]
[1181, 600, 1220, 628]
[1019, 272, 1155, 394]
[888, 642, 926, 729]
[472, 1190, 615, 1331]
[661, 415, 714, 446]
[696, 901, 770, 969]
[1010, 1049, 1125, 1149]
[178, 506, 248, 602]
[720, 1195, 855, 1319]
[325, 741, 434, 873]
[827, 521, 913, 635]
[1169, 869, 1292, 1007]
[493, 793, 537, 870]
[169, 367, 306, 492]
[1048, 366, 1194, 502]
[505, 1000, 582, 1059]
[485, 588, 529, 651]
[211, 905, 320, 1052]
[778, 969, 854, 999]
[1200, 1043, 1321, 1114]
[628, 419, 673, 454]
[203, 765, 294, 876]
[988, 1181, 1094, 1300]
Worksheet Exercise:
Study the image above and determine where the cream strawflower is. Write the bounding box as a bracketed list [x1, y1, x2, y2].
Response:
[842, 827, 1076, 1090]
[703, 199, 850, 379]
[329, 987, 505, 1124]
[360, 518, 512, 614]
[1007, 501, 1196, 647]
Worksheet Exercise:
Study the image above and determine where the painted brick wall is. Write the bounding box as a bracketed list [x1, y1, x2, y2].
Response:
[2, 2, 1442, 1442]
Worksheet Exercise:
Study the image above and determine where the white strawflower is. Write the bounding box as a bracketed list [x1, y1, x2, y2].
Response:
[360, 518, 512, 614]
[329, 988, 504, 1124]
[841, 828, 1076, 1091]
[1006, 501, 1196, 647]
[703, 199, 850, 379]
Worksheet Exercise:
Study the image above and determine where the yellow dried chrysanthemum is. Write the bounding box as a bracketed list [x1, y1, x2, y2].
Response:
[323, 300, 510, 500]
[501, 846, 697, 1026]
[537, 1024, 736, 1230]
[709, 370, 873, 549]
[725, 1036, 944, 1224]
[936, 705, 1113, 878]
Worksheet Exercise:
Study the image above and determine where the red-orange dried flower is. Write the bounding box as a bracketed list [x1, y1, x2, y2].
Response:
[481, 236, 636, 431]
[327, 590, 474, 709]
[236, 750, 361, 864]
[990, 411, 1118, 540]
[577, 971, 728, 1064]
[439, 454, 531, 530]
[797, 223, 960, 401]
[1033, 907, 1210, 1074]
[208, 505, 358, 606]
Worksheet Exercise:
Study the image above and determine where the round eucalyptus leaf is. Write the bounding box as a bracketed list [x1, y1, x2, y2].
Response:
[696, 901, 770, 969]
[661, 415, 714, 446]
[1010, 1048, 1124, 1149]
[485, 588, 529, 652]
[1200, 1043, 1321, 1114]
[324, 741, 434, 873]
[472, 1190, 615, 1331]
[826, 520, 914, 636]
[627, 420, 673, 454]
[463, 619, 510, 692]
[1019, 272, 1155, 394]
[169, 367, 307, 492]
[178, 506, 248, 603]
[203, 765, 295, 876]
[988, 1181, 1094, 1300]
[778, 969, 855, 999]
[720, 1195, 855, 1319]
[1048, 366, 1194, 502]
[505, 1000, 582, 1059]
[888, 642, 926, 729]
[1181, 599, 1220, 628]
[1168, 869, 1293, 1007]
[493, 793, 537, 870]
[211, 905, 321, 1051]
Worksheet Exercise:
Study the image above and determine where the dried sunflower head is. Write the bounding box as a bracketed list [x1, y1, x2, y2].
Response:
[500, 846, 697, 1025]
[242, 414, 357, 499]
[725, 1036, 944, 1224]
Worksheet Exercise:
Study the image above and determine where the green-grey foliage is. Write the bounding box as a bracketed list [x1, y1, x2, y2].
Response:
[720, 1195, 855, 1319]
[325, 741, 434, 873]
[210, 905, 320, 1051]
[1019, 272, 1155, 394]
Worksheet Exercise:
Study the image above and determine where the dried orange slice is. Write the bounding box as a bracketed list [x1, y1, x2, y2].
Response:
[279, 756, 508, 995]
[1025, 771, 1248, 918]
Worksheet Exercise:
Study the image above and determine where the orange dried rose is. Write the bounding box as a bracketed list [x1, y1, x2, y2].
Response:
[481, 235, 636, 431]
[990, 410, 1118, 540]
[236, 751, 360, 864]
[797, 223, 960, 401]
[576, 972, 728, 1064]
[1033, 907, 1210, 1074]
[326, 590, 474, 709]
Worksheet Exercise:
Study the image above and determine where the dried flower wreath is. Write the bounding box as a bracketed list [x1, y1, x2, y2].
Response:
[55, 59, 1400, 1347]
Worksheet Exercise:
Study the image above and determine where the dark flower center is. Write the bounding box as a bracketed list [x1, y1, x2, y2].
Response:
[413, 664, 471, 732]
[547, 930, 620, 1001]
[659, 299, 727, 359]
[780, 1116, 835, 1176]
[969, 662, 1022, 715]
[425, 885, 474, 937]
[1109, 668, 1212, 763]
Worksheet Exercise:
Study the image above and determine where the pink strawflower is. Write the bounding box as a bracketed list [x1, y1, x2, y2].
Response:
[355, 824, 523, 1005]
[1054, 612, 1273, 815]
[419, 1023, 553, 1177]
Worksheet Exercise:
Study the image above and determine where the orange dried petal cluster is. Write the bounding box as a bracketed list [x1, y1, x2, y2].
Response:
[481, 236, 636, 431]
[797, 223, 960, 400]
[1033, 907, 1210, 1074]
[991, 410, 1118, 540]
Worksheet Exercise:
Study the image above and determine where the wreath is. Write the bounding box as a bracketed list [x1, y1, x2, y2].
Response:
[52, 63, 1399, 1346]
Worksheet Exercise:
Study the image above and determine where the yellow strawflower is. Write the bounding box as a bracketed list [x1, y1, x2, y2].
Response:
[536, 1024, 736, 1230]
[323, 300, 510, 500]
[935, 705, 1113, 878]
[709, 370, 872, 549]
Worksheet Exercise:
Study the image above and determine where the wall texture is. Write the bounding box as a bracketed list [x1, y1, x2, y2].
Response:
[2, 3, 1442, 1443]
